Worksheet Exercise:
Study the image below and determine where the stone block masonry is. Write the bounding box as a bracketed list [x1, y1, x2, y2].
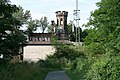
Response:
[23, 45, 55, 62]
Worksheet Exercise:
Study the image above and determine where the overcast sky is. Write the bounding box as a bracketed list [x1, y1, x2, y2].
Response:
[10, 0, 100, 29]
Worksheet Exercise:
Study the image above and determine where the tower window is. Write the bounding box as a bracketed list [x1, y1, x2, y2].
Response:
[60, 18, 63, 25]
[57, 19, 59, 26]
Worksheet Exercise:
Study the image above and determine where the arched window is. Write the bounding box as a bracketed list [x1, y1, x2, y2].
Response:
[57, 19, 59, 26]
[60, 18, 63, 25]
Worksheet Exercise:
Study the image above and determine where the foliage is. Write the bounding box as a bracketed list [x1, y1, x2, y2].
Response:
[66, 21, 88, 42]
[84, 0, 120, 51]
[12, 6, 31, 25]
[0, 61, 52, 80]
[0, 0, 120, 80]
[0, 0, 26, 60]
[85, 53, 120, 80]
[84, 42, 106, 57]
[67, 0, 120, 80]
[81, 29, 88, 42]
[47, 25, 54, 33]
[45, 43, 85, 70]
[26, 19, 39, 35]
[39, 17, 49, 33]
[66, 21, 76, 41]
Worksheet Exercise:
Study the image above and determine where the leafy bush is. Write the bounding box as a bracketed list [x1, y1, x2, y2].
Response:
[46, 44, 85, 69]
[84, 42, 106, 57]
[68, 48, 120, 80]
[84, 51, 120, 80]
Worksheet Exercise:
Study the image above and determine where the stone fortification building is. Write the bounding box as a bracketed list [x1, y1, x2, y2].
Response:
[23, 11, 69, 62]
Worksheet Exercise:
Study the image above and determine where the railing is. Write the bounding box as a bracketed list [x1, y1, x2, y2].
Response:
[29, 33, 69, 42]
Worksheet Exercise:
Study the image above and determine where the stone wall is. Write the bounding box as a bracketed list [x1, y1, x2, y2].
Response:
[23, 45, 55, 62]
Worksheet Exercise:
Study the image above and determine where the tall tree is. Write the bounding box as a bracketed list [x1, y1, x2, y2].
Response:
[83, 0, 120, 79]
[84, 0, 120, 52]
[26, 19, 39, 35]
[0, 0, 26, 60]
[66, 21, 86, 42]
[12, 6, 31, 26]
[39, 17, 49, 33]
[81, 29, 88, 42]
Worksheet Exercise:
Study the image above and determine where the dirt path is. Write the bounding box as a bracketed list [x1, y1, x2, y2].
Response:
[45, 71, 70, 80]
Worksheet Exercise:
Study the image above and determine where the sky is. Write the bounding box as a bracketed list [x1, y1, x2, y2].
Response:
[10, 0, 101, 30]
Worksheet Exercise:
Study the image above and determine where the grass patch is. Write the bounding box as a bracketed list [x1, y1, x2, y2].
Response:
[0, 61, 53, 80]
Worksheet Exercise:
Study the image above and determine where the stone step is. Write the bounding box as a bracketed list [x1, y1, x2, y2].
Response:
[45, 71, 70, 80]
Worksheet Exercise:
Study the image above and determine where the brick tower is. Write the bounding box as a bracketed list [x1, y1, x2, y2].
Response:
[55, 11, 68, 33]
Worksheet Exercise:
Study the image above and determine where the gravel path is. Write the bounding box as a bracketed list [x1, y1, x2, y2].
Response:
[45, 71, 70, 80]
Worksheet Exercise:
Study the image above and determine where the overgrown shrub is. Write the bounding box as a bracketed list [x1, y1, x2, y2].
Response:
[45, 43, 85, 70]
[84, 42, 106, 57]
[84, 51, 120, 80]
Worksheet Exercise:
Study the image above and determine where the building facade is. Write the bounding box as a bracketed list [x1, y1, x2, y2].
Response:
[23, 11, 69, 62]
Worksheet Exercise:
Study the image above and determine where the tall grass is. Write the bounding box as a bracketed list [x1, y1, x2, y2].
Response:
[0, 61, 52, 80]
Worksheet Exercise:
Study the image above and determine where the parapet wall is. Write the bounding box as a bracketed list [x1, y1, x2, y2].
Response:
[55, 11, 68, 16]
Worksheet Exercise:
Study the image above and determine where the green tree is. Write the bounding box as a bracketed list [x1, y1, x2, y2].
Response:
[47, 24, 55, 33]
[66, 21, 88, 42]
[85, 0, 120, 52]
[12, 6, 31, 26]
[13, 6, 39, 35]
[0, 0, 26, 60]
[66, 21, 76, 41]
[82, 0, 120, 79]
[81, 29, 88, 42]
[39, 17, 49, 33]
[26, 19, 39, 35]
